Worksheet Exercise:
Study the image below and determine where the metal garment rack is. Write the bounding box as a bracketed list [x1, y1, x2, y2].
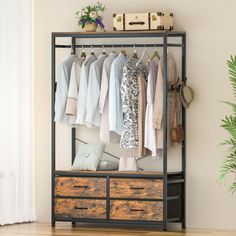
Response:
[51, 30, 186, 231]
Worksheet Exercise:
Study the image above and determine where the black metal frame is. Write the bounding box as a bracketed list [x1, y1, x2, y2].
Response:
[51, 30, 186, 231]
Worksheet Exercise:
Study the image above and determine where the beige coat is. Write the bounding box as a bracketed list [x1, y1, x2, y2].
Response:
[137, 74, 149, 157]
[153, 53, 180, 149]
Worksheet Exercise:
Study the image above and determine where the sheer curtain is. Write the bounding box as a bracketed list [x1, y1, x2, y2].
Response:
[0, 0, 35, 224]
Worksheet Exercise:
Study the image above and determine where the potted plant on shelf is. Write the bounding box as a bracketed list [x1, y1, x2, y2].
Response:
[219, 56, 236, 193]
[76, 1, 106, 32]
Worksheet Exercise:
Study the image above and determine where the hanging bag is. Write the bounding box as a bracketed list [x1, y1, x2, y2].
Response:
[171, 91, 185, 143]
[119, 151, 138, 171]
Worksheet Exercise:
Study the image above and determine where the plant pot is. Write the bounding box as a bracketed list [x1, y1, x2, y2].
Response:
[84, 23, 98, 32]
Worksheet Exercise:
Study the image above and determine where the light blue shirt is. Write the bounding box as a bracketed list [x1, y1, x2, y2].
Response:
[54, 55, 76, 125]
[109, 53, 128, 135]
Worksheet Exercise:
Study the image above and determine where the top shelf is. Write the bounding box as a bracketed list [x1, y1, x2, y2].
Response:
[52, 30, 186, 38]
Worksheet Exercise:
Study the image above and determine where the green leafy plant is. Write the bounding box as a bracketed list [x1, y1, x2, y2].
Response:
[75, 2, 106, 30]
[219, 56, 236, 193]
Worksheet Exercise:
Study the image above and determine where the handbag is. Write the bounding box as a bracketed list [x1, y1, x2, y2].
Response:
[119, 152, 138, 172]
[171, 91, 185, 143]
[171, 124, 185, 143]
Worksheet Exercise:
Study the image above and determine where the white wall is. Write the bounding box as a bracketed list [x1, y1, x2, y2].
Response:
[35, 0, 236, 229]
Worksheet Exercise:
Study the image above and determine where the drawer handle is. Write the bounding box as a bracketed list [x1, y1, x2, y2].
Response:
[129, 21, 145, 25]
[74, 207, 88, 210]
[129, 187, 144, 190]
[130, 208, 144, 212]
[73, 185, 88, 189]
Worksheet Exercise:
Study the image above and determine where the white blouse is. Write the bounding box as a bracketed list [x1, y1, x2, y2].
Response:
[85, 54, 107, 128]
[75, 54, 97, 125]
[109, 53, 128, 135]
[144, 59, 161, 158]
[54, 54, 76, 125]
[99, 52, 120, 143]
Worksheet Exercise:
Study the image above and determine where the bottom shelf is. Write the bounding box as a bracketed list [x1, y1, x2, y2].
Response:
[53, 217, 182, 225]
[52, 170, 184, 230]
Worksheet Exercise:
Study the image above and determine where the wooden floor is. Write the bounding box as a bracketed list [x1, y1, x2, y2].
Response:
[0, 223, 236, 236]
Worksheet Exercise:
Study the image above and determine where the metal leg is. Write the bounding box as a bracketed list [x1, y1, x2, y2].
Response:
[71, 38, 77, 228]
[106, 176, 110, 220]
[71, 37, 77, 166]
[51, 33, 56, 228]
[181, 34, 187, 230]
[51, 221, 55, 227]
[162, 32, 168, 231]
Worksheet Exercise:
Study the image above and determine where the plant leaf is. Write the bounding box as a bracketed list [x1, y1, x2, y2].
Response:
[219, 56, 236, 193]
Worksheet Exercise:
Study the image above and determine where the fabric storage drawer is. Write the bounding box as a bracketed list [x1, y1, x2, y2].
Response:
[110, 200, 163, 221]
[55, 199, 106, 219]
[55, 177, 106, 197]
[110, 178, 163, 199]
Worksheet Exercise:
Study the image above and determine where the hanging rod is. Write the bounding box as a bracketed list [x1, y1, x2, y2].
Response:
[55, 43, 183, 48]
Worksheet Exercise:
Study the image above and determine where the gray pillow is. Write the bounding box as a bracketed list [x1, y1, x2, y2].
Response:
[71, 143, 105, 171]
[97, 160, 119, 171]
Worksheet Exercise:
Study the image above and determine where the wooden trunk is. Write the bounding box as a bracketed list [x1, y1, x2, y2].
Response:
[55, 177, 106, 197]
[110, 200, 163, 221]
[110, 178, 163, 199]
[55, 199, 106, 219]
[113, 12, 174, 31]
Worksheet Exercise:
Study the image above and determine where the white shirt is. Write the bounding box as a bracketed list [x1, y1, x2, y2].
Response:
[109, 53, 128, 135]
[144, 59, 161, 158]
[65, 57, 84, 125]
[75, 54, 96, 125]
[54, 54, 76, 125]
[99, 52, 120, 143]
[85, 54, 107, 127]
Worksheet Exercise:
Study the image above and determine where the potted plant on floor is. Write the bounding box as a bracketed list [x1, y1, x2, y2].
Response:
[219, 56, 236, 193]
[76, 1, 106, 32]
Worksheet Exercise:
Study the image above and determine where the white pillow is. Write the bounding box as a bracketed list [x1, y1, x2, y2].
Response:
[71, 143, 105, 171]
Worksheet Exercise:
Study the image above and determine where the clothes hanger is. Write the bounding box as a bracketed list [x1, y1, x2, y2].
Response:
[102, 45, 106, 55]
[132, 44, 138, 59]
[80, 44, 86, 58]
[136, 46, 149, 66]
[111, 45, 116, 54]
[120, 44, 127, 56]
[151, 45, 160, 60]
[70, 44, 75, 55]
[90, 45, 95, 56]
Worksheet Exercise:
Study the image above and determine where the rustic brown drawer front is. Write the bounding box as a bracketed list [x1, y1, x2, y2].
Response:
[55, 177, 106, 197]
[110, 178, 163, 199]
[110, 200, 163, 221]
[55, 199, 106, 219]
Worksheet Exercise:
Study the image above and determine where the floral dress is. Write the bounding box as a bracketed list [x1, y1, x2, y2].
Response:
[120, 58, 148, 149]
